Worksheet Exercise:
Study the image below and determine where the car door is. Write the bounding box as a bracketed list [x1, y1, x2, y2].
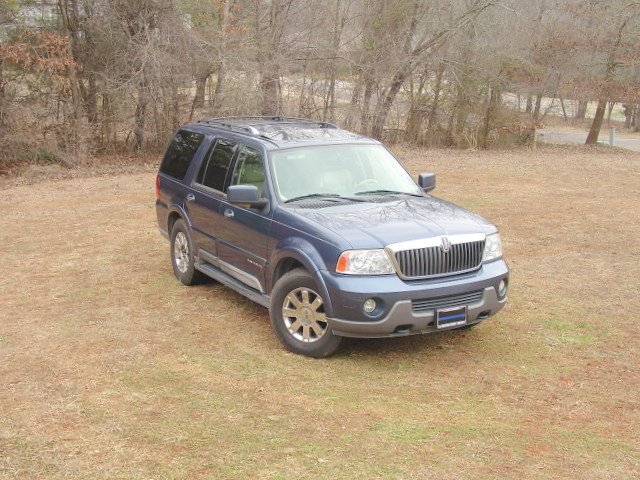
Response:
[186, 137, 238, 262]
[217, 145, 273, 293]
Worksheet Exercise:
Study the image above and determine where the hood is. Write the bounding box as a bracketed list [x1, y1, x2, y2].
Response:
[290, 196, 497, 249]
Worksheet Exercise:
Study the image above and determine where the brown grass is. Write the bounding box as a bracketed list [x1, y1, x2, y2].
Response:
[1, 145, 639, 479]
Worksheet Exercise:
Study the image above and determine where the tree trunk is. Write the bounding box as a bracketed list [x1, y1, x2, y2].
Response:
[560, 97, 568, 122]
[101, 93, 111, 148]
[405, 76, 420, 143]
[586, 98, 607, 145]
[343, 72, 363, 130]
[85, 73, 99, 148]
[323, 76, 336, 122]
[171, 83, 180, 129]
[0, 56, 5, 132]
[189, 73, 208, 120]
[322, 0, 342, 122]
[480, 86, 500, 149]
[427, 62, 445, 131]
[533, 95, 542, 121]
[260, 71, 280, 116]
[212, 62, 226, 111]
[133, 81, 148, 151]
[525, 95, 533, 113]
[446, 83, 465, 146]
[454, 84, 467, 137]
[360, 72, 374, 133]
[212, 0, 230, 111]
[67, 72, 83, 154]
[405, 67, 428, 143]
[58, 0, 85, 156]
[152, 98, 162, 149]
[606, 101, 615, 125]
[623, 104, 633, 129]
[298, 58, 308, 116]
[370, 65, 411, 139]
[576, 99, 588, 121]
[85, 74, 98, 125]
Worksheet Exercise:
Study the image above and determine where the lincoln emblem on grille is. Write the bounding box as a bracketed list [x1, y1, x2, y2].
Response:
[440, 236, 452, 253]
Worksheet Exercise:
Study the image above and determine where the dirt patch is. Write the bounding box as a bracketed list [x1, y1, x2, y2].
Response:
[1, 147, 639, 479]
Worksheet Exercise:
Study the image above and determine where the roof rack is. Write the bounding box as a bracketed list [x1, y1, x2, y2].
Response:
[200, 116, 339, 130]
[197, 118, 261, 136]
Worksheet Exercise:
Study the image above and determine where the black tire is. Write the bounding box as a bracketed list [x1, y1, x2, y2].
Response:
[170, 219, 207, 286]
[269, 268, 342, 358]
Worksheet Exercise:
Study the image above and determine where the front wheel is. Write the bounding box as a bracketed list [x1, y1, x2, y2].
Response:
[269, 269, 342, 358]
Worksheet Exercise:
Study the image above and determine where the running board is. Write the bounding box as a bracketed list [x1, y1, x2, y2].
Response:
[195, 261, 270, 308]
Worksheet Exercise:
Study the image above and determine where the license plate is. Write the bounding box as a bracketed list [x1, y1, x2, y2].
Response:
[436, 306, 467, 329]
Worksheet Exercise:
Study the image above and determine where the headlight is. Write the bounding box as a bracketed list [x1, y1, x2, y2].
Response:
[336, 249, 395, 275]
[483, 233, 503, 262]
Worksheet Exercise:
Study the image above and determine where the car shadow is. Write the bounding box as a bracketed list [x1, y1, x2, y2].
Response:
[334, 328, 477, 358]
[192, 281, 480, 359]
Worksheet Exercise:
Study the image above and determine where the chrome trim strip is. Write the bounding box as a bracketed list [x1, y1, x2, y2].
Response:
[198, 249, 221, 268]
[385, 233, 486, 253]
[219, 259, 264, 293]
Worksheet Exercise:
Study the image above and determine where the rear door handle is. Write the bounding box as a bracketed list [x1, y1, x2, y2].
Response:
[223, 209, 234, 219]
[186, 193, 195, 202]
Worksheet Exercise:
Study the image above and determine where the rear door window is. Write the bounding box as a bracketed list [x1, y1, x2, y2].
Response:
[159, 130, 204, 180]
[196, 139, 238, 192]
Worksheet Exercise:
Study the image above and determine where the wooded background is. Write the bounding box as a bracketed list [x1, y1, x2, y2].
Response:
[1, 0, 640, 165]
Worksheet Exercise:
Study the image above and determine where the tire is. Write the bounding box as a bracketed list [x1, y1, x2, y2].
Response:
[269, 269, 342, 358]
[170, 219, 207, 286]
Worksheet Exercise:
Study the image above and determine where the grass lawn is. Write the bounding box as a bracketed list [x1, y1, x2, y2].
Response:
[1, 145, 639, 479]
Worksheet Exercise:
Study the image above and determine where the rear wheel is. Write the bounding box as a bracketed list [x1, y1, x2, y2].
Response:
[170, 219, 207, 285]
[269, 269, 342, 358]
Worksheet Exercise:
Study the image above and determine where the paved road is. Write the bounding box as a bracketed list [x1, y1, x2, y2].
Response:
[538, 129, 640, 152]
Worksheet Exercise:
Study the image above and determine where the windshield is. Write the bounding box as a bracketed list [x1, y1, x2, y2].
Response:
[269, 144, 422, 202]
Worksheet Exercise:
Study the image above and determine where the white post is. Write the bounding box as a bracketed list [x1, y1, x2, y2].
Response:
[609, 127, 616, 147]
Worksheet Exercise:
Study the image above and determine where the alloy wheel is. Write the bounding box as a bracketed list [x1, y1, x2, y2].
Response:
[282, 287, 328, 342]
[173, 231, 189, 273]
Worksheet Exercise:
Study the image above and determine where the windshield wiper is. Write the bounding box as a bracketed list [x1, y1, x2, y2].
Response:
[284, 193, 343, 203]
[354, 189, 423, 197]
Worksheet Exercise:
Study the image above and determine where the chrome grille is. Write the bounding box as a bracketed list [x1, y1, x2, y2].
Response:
[412, 290, 484, 313]
[391, 238, 485, 279]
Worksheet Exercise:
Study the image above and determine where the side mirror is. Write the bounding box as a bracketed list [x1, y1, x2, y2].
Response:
[418, 172, 436, 192]
[227, 185, 269, 209]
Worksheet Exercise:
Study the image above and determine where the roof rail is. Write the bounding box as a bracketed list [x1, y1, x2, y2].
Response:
[202, 116, 339, 129]
[197, 118, 261, 135]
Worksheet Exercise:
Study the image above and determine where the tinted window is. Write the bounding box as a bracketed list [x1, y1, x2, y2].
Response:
[159, 130, 204, 180]
[196, 139, 237, 192]
[230, 147, 265, 196]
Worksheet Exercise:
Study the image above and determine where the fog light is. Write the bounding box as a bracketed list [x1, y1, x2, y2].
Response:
[498, 279, 508, 299]
[363, 298, 377, 314]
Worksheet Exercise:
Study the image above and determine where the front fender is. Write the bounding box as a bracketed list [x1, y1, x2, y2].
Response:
[267, 238, 338, 317]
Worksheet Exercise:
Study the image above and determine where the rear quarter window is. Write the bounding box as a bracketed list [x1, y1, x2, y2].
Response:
[159, 130, 205, 180]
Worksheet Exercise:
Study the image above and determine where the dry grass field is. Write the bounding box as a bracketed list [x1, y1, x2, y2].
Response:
[1, 146, 639, 479]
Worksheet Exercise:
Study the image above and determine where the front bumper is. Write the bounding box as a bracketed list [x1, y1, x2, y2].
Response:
[318, 259, 508, 338]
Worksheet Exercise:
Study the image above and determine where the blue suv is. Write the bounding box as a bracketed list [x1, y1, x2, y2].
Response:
[155, 117, 509, 357]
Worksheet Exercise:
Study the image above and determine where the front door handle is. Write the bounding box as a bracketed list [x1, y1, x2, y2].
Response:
[186, 193, 195, 202]
[223, 209, 234, 219]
